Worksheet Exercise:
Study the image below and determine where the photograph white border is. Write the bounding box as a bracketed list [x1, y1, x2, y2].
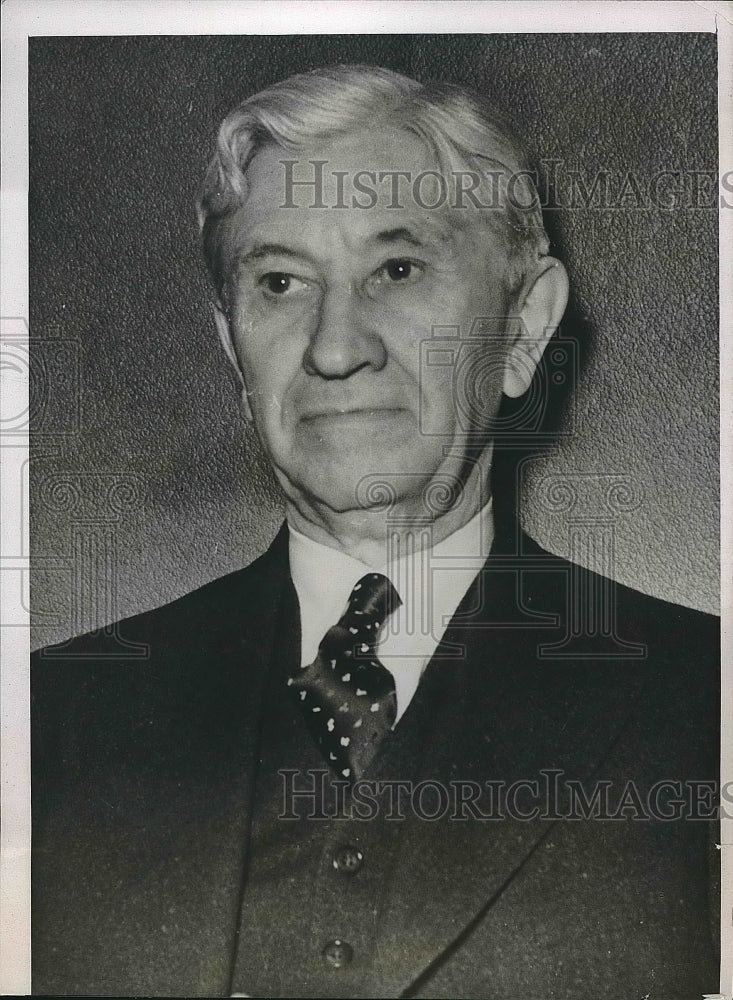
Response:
[2, 2, 730, 994]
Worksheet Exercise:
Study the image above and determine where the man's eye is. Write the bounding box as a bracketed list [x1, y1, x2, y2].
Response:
[258, 272, 309, 297]
[376, 259, 424, 284]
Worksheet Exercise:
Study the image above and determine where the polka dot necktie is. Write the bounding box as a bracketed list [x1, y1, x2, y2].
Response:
[288, 573, 401, 783]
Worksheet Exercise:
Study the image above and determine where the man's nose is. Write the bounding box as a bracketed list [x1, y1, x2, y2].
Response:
[303, 285, 387, 379]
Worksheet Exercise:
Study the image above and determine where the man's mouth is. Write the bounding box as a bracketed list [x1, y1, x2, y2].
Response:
[300, 406, 407, 422]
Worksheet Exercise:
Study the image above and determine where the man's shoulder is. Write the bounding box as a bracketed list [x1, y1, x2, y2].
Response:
[520, 529, 718, 627]
[32, 524, 290, 664]
[511, 532, 719, 761]
[30, 526, 292, 769]
[514, 530, 719, 691]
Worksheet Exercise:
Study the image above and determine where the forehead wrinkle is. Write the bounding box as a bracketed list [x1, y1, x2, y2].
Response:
[366, 223, 458, 251]
[343, 212, 466, 259]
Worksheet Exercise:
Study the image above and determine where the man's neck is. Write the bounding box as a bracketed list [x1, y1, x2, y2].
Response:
[284, 462, 492, 567]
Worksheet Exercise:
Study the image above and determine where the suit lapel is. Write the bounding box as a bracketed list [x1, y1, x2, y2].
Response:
[370, 540, 644, 998]
[114, 526, 296, 996]
[175, 525, 296, 994]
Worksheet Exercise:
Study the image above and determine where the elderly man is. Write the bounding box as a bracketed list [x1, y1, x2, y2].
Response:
[32, 65, 719, 997]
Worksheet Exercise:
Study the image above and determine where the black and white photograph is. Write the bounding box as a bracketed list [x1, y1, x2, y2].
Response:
[1, 2, 730, 997]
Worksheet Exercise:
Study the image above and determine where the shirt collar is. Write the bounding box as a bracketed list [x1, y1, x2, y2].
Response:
[288, 499, 494, 666]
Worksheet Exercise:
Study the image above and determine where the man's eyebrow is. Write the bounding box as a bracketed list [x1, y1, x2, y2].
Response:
[371, 227, 425, 247]
[368, 225, 458, 251]
[235, 243, 312, 266]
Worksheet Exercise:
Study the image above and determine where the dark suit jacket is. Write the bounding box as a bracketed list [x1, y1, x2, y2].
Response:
[31, 524, 720, 997]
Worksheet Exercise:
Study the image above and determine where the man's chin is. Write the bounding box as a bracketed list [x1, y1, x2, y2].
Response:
[278, 430, 450, 516]
[300, 475, 393, 516]
[290, 460, 443, 518]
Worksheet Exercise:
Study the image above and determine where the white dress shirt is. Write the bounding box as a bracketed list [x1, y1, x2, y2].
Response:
[288, 500, 494, 722]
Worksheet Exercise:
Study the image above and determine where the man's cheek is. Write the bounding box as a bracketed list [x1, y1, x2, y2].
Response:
[419, 377, 459, 438]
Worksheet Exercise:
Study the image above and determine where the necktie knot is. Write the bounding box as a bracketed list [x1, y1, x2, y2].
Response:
[340, 573, 401, 637]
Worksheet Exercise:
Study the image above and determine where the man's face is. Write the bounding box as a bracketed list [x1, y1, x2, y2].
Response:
[217, 127, 518, 517]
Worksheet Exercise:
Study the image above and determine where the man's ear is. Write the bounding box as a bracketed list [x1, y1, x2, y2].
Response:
[212, 301, 253, 421]
[503, 257, 569, 398]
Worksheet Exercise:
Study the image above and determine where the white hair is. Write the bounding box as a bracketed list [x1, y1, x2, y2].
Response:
[197, 64, 549, 295]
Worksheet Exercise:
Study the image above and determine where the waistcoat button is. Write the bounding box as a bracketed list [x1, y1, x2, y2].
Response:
[333, 845, 364, 874]
[322, 938, 354, 968]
